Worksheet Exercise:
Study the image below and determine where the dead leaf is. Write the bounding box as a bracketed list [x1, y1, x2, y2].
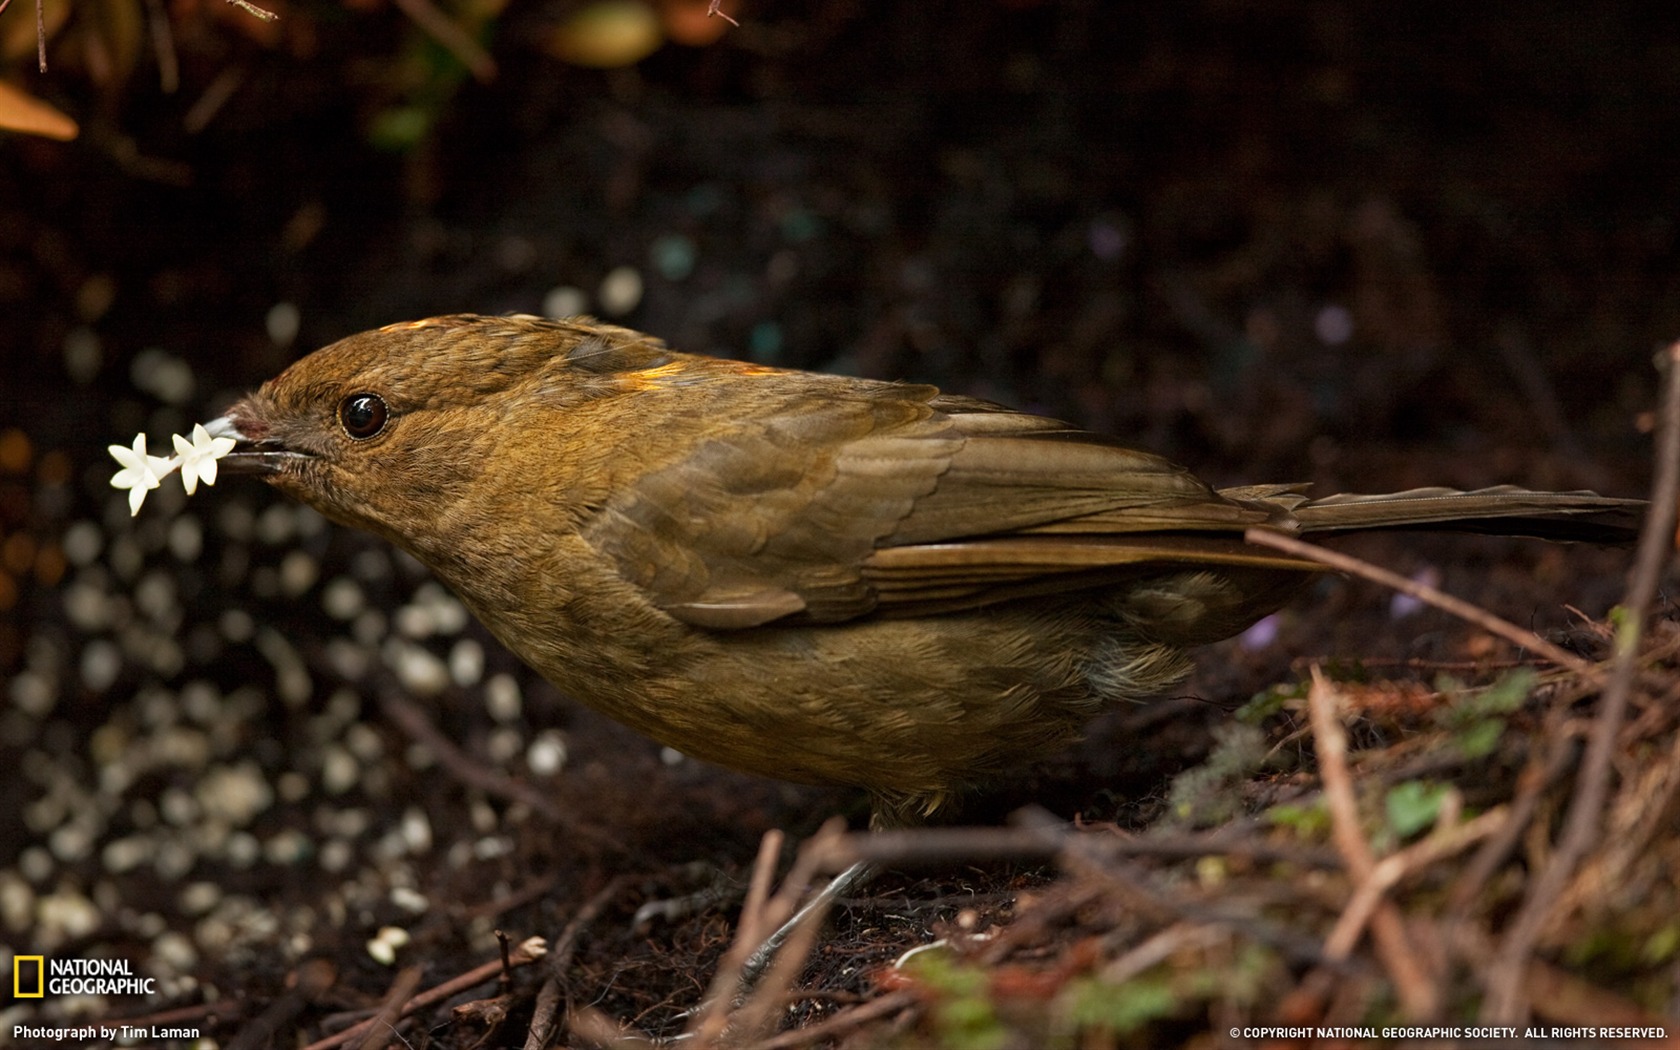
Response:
[0, 80, 78, 140]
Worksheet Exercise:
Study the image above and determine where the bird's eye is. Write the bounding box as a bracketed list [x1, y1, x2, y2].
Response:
[338, 393, 388, 439]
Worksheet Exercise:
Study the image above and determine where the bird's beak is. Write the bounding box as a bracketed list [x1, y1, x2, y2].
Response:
[201, 414, 306, 476]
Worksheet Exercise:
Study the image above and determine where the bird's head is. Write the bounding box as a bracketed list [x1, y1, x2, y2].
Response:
[201, 314, 673, 549]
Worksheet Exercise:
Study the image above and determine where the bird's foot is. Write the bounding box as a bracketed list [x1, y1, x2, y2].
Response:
[631, 861, 745, 934]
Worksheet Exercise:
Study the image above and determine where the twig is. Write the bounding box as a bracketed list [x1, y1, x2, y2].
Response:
[688, 830, 786, 1045]
[183, 66, 245, 134]
[554, 876, 633, 968]
[301, 937, 547, 1050]
[524, 956, 564, 1044]
[707, 0, 739, 27]
[1447, 720, 1579, 914]
[1594, 718, 1680, 890]
[228, 960, 337, 1050]
[375, 682, 623, 854]
[455, 874, 560, 923]
[568, 1007, 657, 1046]
[144, 0, 179, 93]
[1292, 655, 1538, 673]
[1097, 923, 1231, 985]
[352, 965, 423, 1050]
[389, 0, 496, 81]
[1083, 825, 1343, 869]
[1525, 957, 1674, 1030]
[748, 990, 918, 1050]
[1325, 804, 1506, 959]
[524, 876, 632, 1050]
[1244, 528, 1596, 674]
[729, 880, 833, 1043]
[977, 881, 1108, 966]
[225, 0, 279, 22]
[816, 820, 1340, 870]
[1054, 823, 1344, 971]
[687, 824, 849, 1047]
[1482, 340, 1680, 1022]
[1307, 670, 1437, 1018]
[378, 686, 560, 818]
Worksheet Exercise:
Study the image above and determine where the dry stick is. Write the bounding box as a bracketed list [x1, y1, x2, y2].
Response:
[729, 889, 834, 1044]
[1099, 924, 1233, 985]
[457, 874, 560, 924]
[1449, 628, 1674, 917]
[706, 0, 740, 27]
[1597, 720, 1680, 888]
[389, 0, 496, 81]
[689, 825, 850, 1048]
[301, 937, 548, 1050]
[378, 687, 562, 820]
[1307, 670, 1438, 1018]
[183, 67, 245, 134]
[227, 960, 338, 1050]
[1051, 824, 1341, 971]
[1242, 529, 1596, 675]
[143, 0, 180, 93]
[688, 830, 787, 1045]
[1447, 722, 1579, 914]
[978, 881, 1108, 967]
[748, 990, 919, 1050]
[1325, 804, 1507, 960]
[1482, 341, 1680, 1023]
[524, 876, 633, 1050]
[567, 1008, 659, 1046]
[807, 821, 1341, 870]
[224, 0, 279, 22]
[352, 965, 424, 1050]
[376, 684, 624, 855]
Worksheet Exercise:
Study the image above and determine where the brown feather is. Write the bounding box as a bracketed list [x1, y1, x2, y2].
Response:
[213, 314, 1643, 822]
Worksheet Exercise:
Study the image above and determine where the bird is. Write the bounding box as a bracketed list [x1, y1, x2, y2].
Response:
[195, 313, 1638, 829]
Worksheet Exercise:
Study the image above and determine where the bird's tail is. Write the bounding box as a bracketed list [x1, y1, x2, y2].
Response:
[1258, 485, 1645, 544]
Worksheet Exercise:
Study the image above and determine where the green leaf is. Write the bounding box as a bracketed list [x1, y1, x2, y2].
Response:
[1065, 974, 1182, 1034]
[1265, 799, 1330, 837]
[1384, 780, 1449, 840]
[1435, 668, 1537, 758]
[1237, 679, 1307, 724]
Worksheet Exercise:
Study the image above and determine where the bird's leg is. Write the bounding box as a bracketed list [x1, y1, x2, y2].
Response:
[630, 861, 745, 933]
[673, 858, 879, 1032]
[737, 859, 877, 985]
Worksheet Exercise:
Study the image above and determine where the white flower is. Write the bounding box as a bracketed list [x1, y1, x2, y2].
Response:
[108, 434, 176, 516]
[172, 422, 237, 495]
[110, 421, 241, 516]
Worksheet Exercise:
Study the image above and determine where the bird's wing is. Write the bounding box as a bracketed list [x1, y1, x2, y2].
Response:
[579, 379, 1312, 628]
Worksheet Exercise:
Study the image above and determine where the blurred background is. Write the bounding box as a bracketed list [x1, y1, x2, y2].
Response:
[1, 0, 1675, 1039]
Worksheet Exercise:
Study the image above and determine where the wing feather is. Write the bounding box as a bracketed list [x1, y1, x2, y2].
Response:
[578, 366, 1277, 627]
[574, 359, 1637, 630]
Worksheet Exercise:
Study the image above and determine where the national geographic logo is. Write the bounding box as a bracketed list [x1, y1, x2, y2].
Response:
[13, 956, 43, 998]
[10, 955, 156, 998]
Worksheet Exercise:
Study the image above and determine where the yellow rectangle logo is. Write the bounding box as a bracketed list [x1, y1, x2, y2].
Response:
[13, 955, 45, 997]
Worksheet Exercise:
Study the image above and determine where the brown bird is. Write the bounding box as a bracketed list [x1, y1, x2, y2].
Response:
[202, 313, 1638, 827]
